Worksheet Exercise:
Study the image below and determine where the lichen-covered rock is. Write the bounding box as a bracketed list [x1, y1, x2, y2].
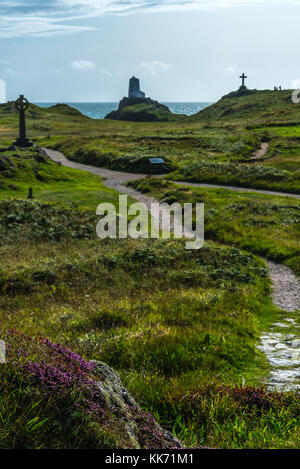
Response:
[92, 360, 184, 449]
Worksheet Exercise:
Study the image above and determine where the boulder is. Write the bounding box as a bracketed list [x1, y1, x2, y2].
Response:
[92, 360, 184, 449]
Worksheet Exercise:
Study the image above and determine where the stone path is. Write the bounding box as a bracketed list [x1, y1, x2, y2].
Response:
[257, 261, 300, 390]
[251, 142, 269, 160]
[44, 147, 300, 390]
[258, 328, 300, 391]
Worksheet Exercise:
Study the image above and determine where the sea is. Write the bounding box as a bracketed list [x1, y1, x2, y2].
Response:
[36, 102, 211, 120]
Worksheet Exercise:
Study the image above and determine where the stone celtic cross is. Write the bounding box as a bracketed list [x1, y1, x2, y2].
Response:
[14, 94, 33, 147]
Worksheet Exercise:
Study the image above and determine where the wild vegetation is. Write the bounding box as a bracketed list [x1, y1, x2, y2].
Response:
[192, 89, 300, 124]
[2, 199, 299, 448]
[0, 146, 124, 209]
[129, 178, 300, 274]
[169, 160, 300, 193]
[0, 92, 299, 449]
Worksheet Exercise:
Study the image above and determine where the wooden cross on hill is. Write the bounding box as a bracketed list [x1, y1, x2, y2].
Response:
[240, 73, 247, 87]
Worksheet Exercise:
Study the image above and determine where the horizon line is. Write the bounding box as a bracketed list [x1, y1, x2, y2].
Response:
[33, 100, 213, 103]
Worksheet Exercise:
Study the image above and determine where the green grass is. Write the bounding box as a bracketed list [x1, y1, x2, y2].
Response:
[106, 100, 178, 122]
[48, 136, 177, 173]
[0, 146, 126, 210]
[193, 89, 300, 125]
[132, 380, 299, 449]
[1, 199, 299, 449]
[168, 160, 300, 193]
[128, 178, 300, 276]
[46, 131, 260, 171]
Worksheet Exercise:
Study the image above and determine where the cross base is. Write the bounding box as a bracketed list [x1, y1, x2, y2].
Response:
[14, 138, 33, 148]
[239, 85, 247, 91]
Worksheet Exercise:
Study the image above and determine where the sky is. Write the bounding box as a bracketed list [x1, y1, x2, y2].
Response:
[1, 0, 300, 102]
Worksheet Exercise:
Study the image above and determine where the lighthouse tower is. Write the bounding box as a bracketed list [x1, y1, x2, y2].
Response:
[128, 77, 145, 99]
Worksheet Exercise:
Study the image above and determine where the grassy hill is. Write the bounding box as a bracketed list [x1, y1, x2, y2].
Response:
[105, 97, 178, 122]
[0, 146, 123, 209]
[193, 89, 300, 125]
[0, 102, 97, 142]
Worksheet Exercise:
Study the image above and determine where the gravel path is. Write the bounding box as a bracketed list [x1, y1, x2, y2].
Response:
[267, 261, 300, 312]
[44, 147, 300, 390]
[43, 148, 148, 188]
[250, 142, 269, 160]
[174, 181, 300, 200]
[43, 148, 188, 236]
[44, 147, 300, 200]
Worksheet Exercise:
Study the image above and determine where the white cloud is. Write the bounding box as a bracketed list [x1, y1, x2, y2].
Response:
[0, 17, 93, 39]
[70, 60, 96, 70]
[141, 60, 174, 75]
[1, 1, 300, 38]
[40, 1, 300, 17]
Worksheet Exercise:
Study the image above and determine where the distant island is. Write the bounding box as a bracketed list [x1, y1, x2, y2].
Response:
[105, 77, 179, 122]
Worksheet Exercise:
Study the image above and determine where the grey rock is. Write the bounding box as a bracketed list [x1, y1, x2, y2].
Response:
[91, 360, 184, 449]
